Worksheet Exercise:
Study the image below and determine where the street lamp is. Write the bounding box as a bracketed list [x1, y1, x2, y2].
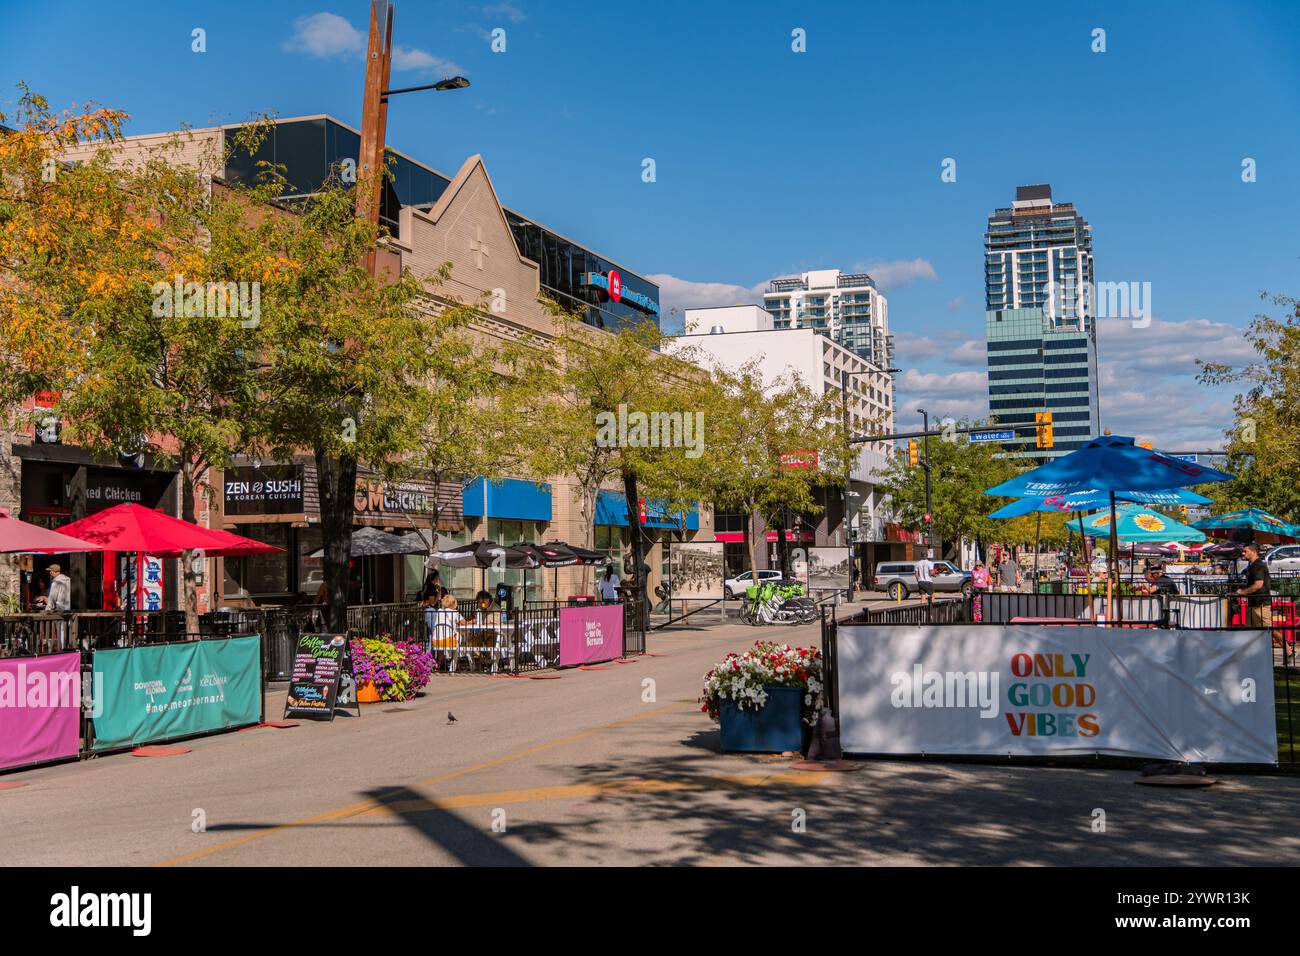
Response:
[839, 368, 880, 594]
[383, 75, 472, 99]
[915, 407, 934, 556]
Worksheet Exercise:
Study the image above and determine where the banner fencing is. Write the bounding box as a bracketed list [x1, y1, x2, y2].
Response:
[558, 604, 624, 666]
[91, 635, 262, 751]
[836, 625, 1277, 763]
[0, 652, 82, 771]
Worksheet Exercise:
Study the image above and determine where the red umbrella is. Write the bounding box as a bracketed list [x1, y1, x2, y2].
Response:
[54, 503, 283, 557]
[196, 525, 284, 557]
[0, 509, 105, 554]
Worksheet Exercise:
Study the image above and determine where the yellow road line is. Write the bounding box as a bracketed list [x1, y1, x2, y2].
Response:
[361, 770, 830, 815]
[156, 701, 691, 867]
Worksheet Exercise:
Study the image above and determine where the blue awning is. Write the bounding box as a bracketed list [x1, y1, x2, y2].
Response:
[462, 478, 552, 522]
[595, 490, 699, 530]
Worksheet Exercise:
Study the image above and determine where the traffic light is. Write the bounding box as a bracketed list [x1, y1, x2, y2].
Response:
[1179, 505, 1188, 517]
[1035, 411, 1054, 449]
[908, 439, 919, 466]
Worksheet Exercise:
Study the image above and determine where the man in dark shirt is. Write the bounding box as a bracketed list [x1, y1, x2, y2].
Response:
[1143, 564, 1179, 595]
[1236, 544, 1272, 628]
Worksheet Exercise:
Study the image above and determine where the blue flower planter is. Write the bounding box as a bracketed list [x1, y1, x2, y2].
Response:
[719, 685, 809, 754]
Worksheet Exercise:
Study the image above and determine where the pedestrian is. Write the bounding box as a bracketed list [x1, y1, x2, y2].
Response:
[46, 563, 71, 612]
[997, 551, 1022, 592]
[1235, 543, 1272, 629]
[598, 563, 621, 604]
[914, 550, 935, 607]
[971, 560, 992, 591]
[420, 568, 447, 645]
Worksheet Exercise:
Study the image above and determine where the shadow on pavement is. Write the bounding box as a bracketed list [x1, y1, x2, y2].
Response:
[499, 744, 1300, 866]
[361, 786, 533, 866]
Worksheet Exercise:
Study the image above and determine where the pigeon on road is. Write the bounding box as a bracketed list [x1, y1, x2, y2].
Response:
[447, 711, 458, 724]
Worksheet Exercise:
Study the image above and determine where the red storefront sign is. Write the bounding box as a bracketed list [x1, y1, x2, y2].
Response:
[780, 450, 818, 469]
[765, 530, 815, 543]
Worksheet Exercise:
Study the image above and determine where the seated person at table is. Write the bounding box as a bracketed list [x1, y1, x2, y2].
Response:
[428, 594, 467, 647]
[1143, 565, 1178, 595]
[470, 589, 495, 621]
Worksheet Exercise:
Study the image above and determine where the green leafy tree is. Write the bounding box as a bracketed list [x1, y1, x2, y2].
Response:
[521, 313, 717, 603]
[0, 93, 290, 630]
[1198, 292, 1300, 520]
[701, 360, 850, 577]
[231, 163, 453, 629]
[876, 424, 1023, 561]
[386, 324, 543, 547]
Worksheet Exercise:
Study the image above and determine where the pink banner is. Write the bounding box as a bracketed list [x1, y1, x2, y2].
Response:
[0, 652, 82, 771]
[559, 604, 625, 666]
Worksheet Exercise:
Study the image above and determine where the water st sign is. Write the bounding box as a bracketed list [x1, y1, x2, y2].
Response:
[969, 430, 1015, 443]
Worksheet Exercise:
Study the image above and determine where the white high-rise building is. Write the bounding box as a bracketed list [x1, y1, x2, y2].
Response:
[669, 305, 895, 558]
[761, 269, 891, 366]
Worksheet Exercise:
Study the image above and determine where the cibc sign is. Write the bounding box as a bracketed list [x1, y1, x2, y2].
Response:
[579, 270, 659, 316]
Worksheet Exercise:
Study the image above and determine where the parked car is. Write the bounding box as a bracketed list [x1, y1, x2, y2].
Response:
[1266, 545, 1300, 574]
[724, 568, 785, 598]
[872, 561, 972, 600]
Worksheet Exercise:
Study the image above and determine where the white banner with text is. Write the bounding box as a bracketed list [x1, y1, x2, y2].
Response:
[836, 625, 1277, 763]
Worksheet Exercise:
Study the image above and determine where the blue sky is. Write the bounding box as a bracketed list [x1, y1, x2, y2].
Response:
[4, 0, 1298, 447]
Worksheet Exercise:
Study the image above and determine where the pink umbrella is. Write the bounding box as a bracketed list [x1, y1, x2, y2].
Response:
[0, 509, 104, 554]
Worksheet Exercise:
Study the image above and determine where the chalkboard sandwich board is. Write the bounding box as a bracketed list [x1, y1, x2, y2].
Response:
[284, 634, 359, 721]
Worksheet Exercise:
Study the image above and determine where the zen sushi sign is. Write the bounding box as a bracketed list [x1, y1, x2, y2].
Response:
[224, 465, 304, 515]
[835, 624, 1277, 763]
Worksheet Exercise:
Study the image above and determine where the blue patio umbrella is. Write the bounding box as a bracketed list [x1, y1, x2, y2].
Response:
[1192, 508, 1300, 542]
[983, 435, 1233, 610]
[983, 435, 1234, 498]
[1065, 504, 1207, 543]
[987, 486, 1212, 520]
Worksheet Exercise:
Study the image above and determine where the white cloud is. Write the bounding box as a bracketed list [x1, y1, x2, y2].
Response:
[890, 331, 945, 364]
[946, 296, 964, 312]
[647, 274, 768, 331]
[482, 2, 528, 22]
[392, 46, 465, 76]
[944, 339, 985, 366]
[889, 373, 984, 427]
[856, 258, 939, 291]
[283, 12, 365, 58]
[285, 13, 462, 75]
[1097, 316, 1254, 374]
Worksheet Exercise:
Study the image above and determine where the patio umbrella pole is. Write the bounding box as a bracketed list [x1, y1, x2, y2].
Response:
[1108, 491, 1119, 623]
[1033, 511, 1042, 586]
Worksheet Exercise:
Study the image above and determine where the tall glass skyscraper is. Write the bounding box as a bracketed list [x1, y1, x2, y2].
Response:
[985, 185, 1100, 461]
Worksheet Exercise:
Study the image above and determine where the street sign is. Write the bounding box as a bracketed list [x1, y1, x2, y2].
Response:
[1171, 454, 1199, 463]
[969, 430, 1014, 443]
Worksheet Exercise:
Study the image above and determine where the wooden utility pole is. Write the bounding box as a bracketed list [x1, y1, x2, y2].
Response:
[356, 0, 394, 228]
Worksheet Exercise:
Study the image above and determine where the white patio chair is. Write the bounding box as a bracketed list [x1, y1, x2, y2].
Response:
[488, 622, 516, 674]
[431, 619, 471, 673]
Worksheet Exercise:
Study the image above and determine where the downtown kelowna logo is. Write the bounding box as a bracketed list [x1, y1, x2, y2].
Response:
[891, 652, 1099, 738]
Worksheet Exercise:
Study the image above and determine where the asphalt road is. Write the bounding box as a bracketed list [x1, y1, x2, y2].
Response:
[4, 608, 1300, 866]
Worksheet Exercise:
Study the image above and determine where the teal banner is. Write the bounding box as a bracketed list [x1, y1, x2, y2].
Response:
[92, 636, 262, 750]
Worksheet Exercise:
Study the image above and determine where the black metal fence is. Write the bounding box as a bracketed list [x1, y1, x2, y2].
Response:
[821, 592, 1300, 767]
[0, 592, 653, 682]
